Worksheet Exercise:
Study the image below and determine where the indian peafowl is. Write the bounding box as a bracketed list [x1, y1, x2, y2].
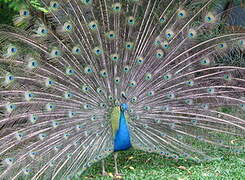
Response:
[0, 0, 244, 179]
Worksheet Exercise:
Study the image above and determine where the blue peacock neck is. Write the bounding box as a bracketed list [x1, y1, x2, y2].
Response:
[114, 106, 132, 152]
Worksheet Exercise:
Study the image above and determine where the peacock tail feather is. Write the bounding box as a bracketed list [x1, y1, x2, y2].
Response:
[0, 0, 244, 179]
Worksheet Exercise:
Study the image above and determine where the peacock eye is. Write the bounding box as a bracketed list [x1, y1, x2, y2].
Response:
[63, 22, 73, 32]
[107, 31, 116, 39]
[147, 91, 154, 96]
[82, 0, 93, 5]
[159, 17, 165, 23]
[97, 88, 104, 94]
[131, 97, 137, 103]
[156, 49, 164, 59]
[84, 66, 93, 74]
[145, 73, 152, 81]
[72, 46, 81, 55]
[125, 42, 134, 50]
[89, 21, 98, 30]
[66, 67, 75, 75]
[93, 47, 103, 55]
[112, 3, 122, 12]
[50, 1, 60, 9]
[20, 9, 30, 17]
[129, 80, 137, 87]
[136, 57, 144, 65]
[50, 48, 61, 58]
[114, 77, 121, 84]
[110, 54, 120, 61]
[127, 16, 136, 25]
[100, 70, 108, 78]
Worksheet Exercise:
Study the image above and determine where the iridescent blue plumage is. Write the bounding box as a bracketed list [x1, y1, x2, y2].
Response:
[114, 104, 132, 151]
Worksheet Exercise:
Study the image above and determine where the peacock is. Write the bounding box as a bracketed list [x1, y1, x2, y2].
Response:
[0, 0, 245, 179]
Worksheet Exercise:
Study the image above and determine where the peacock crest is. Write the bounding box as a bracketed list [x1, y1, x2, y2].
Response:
[0, 0, 244, 179]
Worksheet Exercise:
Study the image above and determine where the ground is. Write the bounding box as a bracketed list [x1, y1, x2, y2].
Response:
[80, 149, 245, 180]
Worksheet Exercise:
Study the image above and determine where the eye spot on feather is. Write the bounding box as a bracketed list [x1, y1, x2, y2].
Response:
[5, 158, 15, 166]
[27, 59, 39, 69]
[201, 103, 209, 110]
[6, 103, 16, 113]
[110, 54, 120, 61]
[106, 31, 116, 39]
[123, 65, 130, 73]
[112, 3, 122, 12]
[50, 48, 61, 58]
[159, 17, 166, 23]
[205, 12, 216, 23]
[100, 103, 107, 108]
[223, 74, 232, 81]
[200, 57, 210, 66]
[82, 85, 90, 93]
[129, 80, 137, 87]
[239, 103, 245, 110]
[166, 92, 175, 99]
[163, 73, 172, 80]
[114, 77, 121, 84]
[50, 1, 60, 9]
[22, 168, 32, 175]
[184, 99, 193, 105]
[6, 45, 18, 57]
[156, 49, 164, 59]
[216, 42, 227, 50]
[68, 111, 76, 118]
[207, 87, 215, 94]
[161, 41, 170, 49]
[162, 105, 171, 112]
[177, 9, 187, 18]
[127, 16, 136, 25]
[66, 67, 75, 75]
[136, 56, 144, 65]
[108, 95, 114, 101]
[16, 132, 24, 141]
[185, 80, 194, 86]
[46, 103, 56, 111]
[45, 78, 55, 87]
[29, 114, 38, 124]
[88, 21, 98, 31]
[39, 133, 47, 140]
[82, 0, 93, 5]
[145, 73, 152, 81]
[4, 73, 15, 85]
[188, 29, 197, 39]
[131, 97, 137, 103]
[147, 91, 154, 96]
[19, 9, 30, 17]
[83, 104, 92, 110]
[165, 29, 174, 39]
[52, 121, 59, 128]
[37, 26, 48, 36]
[24, 91, 34, 101]
[96, 87, 104, 94]
[238, 39, 245, 47]
[191, 119, 198, 125]
[84, 66, 93, 74]
[64, 91, 73, 99]
[93, 47, 103, 56]
[72, 46, 82, 55]
[143, 106, 151, 111]
[100, 69, 108, 78]
[125, 42, 134, 50]
[63, 22, 73, 32]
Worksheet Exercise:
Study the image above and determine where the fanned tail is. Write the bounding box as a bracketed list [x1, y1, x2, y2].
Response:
[0, 0, 244, 179]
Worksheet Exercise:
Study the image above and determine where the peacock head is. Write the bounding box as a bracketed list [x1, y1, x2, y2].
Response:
[120, 103, 128, 112]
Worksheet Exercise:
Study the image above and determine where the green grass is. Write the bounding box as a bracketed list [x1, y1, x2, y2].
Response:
[80, 149, 245, 180]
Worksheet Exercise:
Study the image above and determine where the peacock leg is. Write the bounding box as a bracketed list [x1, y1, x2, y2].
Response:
[114, 152, 120, 176]
[101, 160, 107, 176]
